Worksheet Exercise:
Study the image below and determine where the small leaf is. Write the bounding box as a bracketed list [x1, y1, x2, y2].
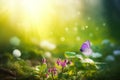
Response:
[37, 65, 41, 70]
[40, 64, 47, 72]
[35, 65, 41, 73]
[75, 54, 83, 60]
[74, 61, 82, 69]
[64, 52, 76, 58]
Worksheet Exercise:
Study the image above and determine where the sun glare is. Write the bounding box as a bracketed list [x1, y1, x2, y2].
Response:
[2, 0, 54, 25]
[0, 0, 82, 40]
[20, 0, 53, 26]
[18, 0, 54, 36]
[0, 0, 56, 39]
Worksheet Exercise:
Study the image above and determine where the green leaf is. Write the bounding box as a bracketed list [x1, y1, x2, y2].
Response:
[64, 52, 76, 58]
[58, 72, 63, 79]
[75, 54, 83, 60]
[40, 64, 47, 73]
[37, 65, 41, 70]
[75, 61, 83, 69]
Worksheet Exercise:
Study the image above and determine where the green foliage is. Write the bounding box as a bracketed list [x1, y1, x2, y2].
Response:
[35, 64, 47, 74]
[64, 51, 76, 58]
[1, 40, 118, 80]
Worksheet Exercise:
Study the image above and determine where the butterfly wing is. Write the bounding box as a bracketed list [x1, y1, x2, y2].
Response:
[80, 40, 92, 56]
[80, 40, 90, 52]
[85, 40, 90, 48]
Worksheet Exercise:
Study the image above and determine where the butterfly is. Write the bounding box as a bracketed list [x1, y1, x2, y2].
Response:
[80, 40, 92, 56]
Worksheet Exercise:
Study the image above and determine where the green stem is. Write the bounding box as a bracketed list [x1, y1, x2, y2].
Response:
[75, 68, 78, 79]
[62, 67, 64, 73]
[51, 73, 54, 80]
[61, 67, 64, 79]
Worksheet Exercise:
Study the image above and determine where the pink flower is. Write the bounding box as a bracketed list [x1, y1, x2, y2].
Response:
[45, 73, 49, 78]
[52, 67, 57, 75]
[48, 67, 57, 75]
[52, 67, 57, 71]
[61, 61, 67, 67]
[42, 58, 46, 64]
[56, 59, 61, 65]
[48, 68, 52, 73]
[57, 59, 69, 67]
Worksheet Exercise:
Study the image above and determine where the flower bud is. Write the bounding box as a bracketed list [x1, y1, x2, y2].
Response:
[45, 73, 49, 78]
[52, 67, 57, 71]
[42, 58, 46, 64]
[64, 59, 68, 63]
[48, 68, 52, 73]
[53, 71, 57, 75]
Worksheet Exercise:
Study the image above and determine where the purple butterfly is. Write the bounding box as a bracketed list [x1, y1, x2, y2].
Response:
[80, 40, 92, 56]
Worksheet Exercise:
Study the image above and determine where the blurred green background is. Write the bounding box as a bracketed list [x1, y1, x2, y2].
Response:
[0, 0, 120, 79]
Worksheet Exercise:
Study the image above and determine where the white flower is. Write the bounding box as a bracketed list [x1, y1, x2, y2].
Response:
[101, 39, 110, 45]
[91, 52, 102, 58]
[40, 40, 56, 50]
[105, 55, 115, 61]
[110, 43, 115, 47]
[113, 50, 120, 56]
[13, 49, 21, 58]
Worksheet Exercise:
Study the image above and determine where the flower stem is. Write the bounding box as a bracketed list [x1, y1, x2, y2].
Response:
[62, 67, 64, 73]
[51, 73, 54, 80]
[75, 68, 78, 79]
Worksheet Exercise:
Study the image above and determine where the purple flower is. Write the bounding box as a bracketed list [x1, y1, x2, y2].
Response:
[61, 61, 67, 67]
[48, 68, 52, 73]
[52, 67, 57, 71]
[52, 67, 57, 75]
[80, 40, 92, 56]
[48, 67, 57, 75]
[57, 59, 69, 67]
[56, 59, 61, 65]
